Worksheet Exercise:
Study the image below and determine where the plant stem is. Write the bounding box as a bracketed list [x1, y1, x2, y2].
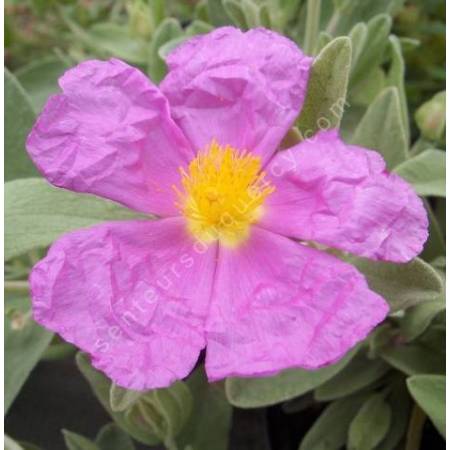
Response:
[405, 403, 426, 450]
[4, 280, 29, 292]
[304, 0, 321, 55]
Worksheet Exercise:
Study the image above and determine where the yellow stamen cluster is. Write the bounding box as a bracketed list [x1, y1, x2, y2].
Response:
[174, 140, 275, 247]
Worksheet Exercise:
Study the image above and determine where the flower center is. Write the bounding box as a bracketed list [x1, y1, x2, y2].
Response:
[174, 140, 275, 247]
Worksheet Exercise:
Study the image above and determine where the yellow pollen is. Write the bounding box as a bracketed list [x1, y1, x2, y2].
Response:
[174, 140, 275, 247]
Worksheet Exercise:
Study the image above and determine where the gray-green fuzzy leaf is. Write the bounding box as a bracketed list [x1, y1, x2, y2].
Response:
[62, 430, 99, 450]
[5, 178, 144, 261]
[5, 295, 53, 414]
[297, 37, 351, 137]
[95, 424, 135, 450]
[299, 392, 371, 450]
[395, 149, 446, 197]
[16, 56, 69, 111]
[348, 394, 392, 450]
[177, 368, 232, 450]
[5, 68, 38, 181]
[407, 375, 445, 438]
[351, 87, 408, 169]
[225, 346, 357, 408]
[349, 256, 444, 312]
[314, 352, 389, 401]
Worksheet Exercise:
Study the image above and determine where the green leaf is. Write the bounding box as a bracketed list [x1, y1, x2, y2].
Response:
[327, 0, 403, 35]
[350, 15, 391, 87]
[381, 343, 445, 376]
[350, 256, 444, 312]
[376, 378, 411, 450]
[407, 375, 445, 438]
[63, 16, 147, 64]
[299, 392, 371, 450]
[297, 37, 351, 137]
[177, 368, 232, 450]
[415, 91, 446, 141]
[206, 0, 233, 26]
[400, 300, 445, 341]
[16, 56, 69, 111]
[5, 295, 53, 414]
[95, 423, 135, 450]
[351, 87, 408, 169]
[314, 352, 389, 401]
[5, 178, 144, 261]
[350, 67, 385, 106]
[5, 68, 38, 181]
[225, 345, 358, 407]
[421, 200, 445, 261]
[394, 149, 446, 197]
[139, 381, 193, 446]
[386, 35, 410, 143]
[348, 393, 392, 450]
[76, 353, 161, 446]
[110, 383, 142, 412]
[348, 22, 368, 69]
[223, 0, 248, 29]
[63, 431, 99, 450]
[148, 18, 183, 83]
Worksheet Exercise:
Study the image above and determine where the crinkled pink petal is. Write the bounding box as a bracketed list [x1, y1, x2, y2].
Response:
[261, 130, 428, 262]
[160, 27, 312, 163]
[26, 59, 193, 216]
[205, 228, 388, 381]
[30, 218, 217, 390]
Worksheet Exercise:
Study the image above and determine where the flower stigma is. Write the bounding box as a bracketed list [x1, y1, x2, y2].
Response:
[174, 140, 275, 247]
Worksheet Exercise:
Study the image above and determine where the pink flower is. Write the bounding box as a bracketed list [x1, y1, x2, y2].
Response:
[26, 27, 428, 390]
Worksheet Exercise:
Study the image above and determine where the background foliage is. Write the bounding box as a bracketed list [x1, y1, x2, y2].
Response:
[4, 0, 446, 449]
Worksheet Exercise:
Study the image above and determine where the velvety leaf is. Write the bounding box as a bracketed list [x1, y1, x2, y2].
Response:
[350, 87, 408, 169]
[177, 368, 232, 450]
[415, 91, 446, 141]
[349, 256, 444, 312]
[63, 17, 147, 64]
[315, 352, 389, 401]
[297, 37, 351, 137]
[185, 19, 213, 35]
[225, 346, 358, 408]
[350, 67, 385, 106]
[421, 200, 445, 261]
[394, 149, 446, 197]
[381, 343, 445, 376]
[5, 178, 144, 261]
[5, 295, 53, 414]
[16, 56, 69, 111]
[400, 300, 445, 341]
[206, 0, 233, 26]
[348, 393, 392, 450]
[376, 378, 411, 450]
[348, 22, 368, 69]
[299, 393, 371, 450]
[350, 15, 391, 87]
[62, 431, 99, 450]
[148, 18, 183, 83]
[95, 423, 135, 450]
[386, 35, 410, 143]
[140, 381, 193, 445]
[407, 375, 445, 438]
[223, 0, 248, 29]
[5, 68, 38, 181]
[327, 0, 403, 35]
[76, 353, 161, 446]
[110, 383, 143, 412]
